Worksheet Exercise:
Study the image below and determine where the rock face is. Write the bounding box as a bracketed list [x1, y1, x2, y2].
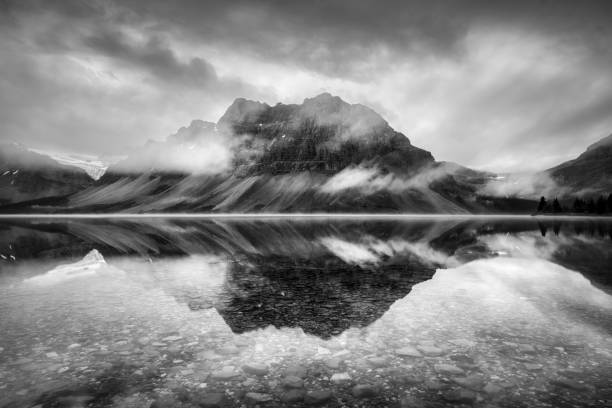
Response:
[219, 92, 434, 175]
[547, 133, 612, 195]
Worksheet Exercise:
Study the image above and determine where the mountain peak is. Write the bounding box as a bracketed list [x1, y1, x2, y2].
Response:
[302, 92, 346, 108]
[218, 98, 269, 129]
[169, 120, 217, 144]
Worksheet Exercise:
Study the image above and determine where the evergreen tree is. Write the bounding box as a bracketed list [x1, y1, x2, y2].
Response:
[572, 197, 584, 213]
[537, 197, 547, 212]
[552, 198, 562, 213]
[587, 198, 596, 213]
[596, 195, 607, 214]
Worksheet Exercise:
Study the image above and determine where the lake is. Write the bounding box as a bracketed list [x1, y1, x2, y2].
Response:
[0, 216, 611, 407]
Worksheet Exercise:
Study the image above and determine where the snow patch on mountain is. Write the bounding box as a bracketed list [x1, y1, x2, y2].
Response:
[29, 148, 113, 180]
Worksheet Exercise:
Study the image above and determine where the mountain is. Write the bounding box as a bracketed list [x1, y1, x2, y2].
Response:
[0, 94, 536, 214]
[547, 134, 612, 196]
[0, 143, 94, 207]
[29, 149, 110, 180]
[219, 93, 434, 174]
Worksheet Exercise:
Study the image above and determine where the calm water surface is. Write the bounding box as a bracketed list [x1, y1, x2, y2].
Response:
[0, 217, 611, 407]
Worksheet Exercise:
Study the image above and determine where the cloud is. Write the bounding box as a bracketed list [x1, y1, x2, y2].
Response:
[320, 162, 465, 194]
[2, 0, 612, 173]
[83, 30, 220, 88]
[478, 172, 568, 199]
[112, 120, 250, 175]
[0, 0, 268, 155]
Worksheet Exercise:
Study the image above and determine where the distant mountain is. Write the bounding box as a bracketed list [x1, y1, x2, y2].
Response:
[0, 94, 537, 214]
[0, 143, 94, 207]
[547, 134, 612, 196]
[29, 149, 110, 180]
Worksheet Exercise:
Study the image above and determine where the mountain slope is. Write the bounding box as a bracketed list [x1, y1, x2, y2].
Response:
[547, 134, 612, 195]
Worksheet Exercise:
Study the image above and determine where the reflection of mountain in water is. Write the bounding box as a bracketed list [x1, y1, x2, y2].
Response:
[2, 217, 611, 337]
[218, 254, 435, 338]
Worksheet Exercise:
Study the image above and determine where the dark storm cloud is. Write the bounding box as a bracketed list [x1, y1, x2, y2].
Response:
[1, 0, 612, 171]
[83, 30, 218, 87]
[0, 0, 267, 154]
[110, 0, 612, 78]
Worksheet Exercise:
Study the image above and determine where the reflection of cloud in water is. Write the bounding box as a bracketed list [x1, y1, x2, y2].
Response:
[420, 257, 612, 312]
[319, 235, 459, 267]
[478, 232, 612, 288]
[110, 255, 229, 310]
[318, 237, 379, 264]
[479, 233, 564, 260]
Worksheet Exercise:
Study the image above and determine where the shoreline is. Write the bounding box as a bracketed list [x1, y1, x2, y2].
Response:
[1, 213, 612, 220]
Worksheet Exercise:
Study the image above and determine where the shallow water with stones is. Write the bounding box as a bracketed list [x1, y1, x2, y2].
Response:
[0, 217, 611, 408]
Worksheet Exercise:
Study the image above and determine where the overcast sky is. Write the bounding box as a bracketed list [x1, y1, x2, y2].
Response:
[1, 0, 612, 172]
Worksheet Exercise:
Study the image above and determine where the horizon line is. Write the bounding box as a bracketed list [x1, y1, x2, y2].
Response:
[0, 213, 611, 220]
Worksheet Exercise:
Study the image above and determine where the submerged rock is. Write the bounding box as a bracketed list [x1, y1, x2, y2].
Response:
[281, 389, 306, 403]
[551, 377, 589, 391]
[325, 357, 342, 369]
[524, 363, 544, 371]
[245, 392, 273, 404]
[242, 363, 269, 376]
[162, 335, 183, 342]
[211, 366, 240, 380]
[352, 384, 379, 398]
[396, 346, 422, 357]
[330, 372, 351, 383]
[281, 375, 304, 388]
[417, 345, 444, 356]
[483, 382, 503, 395]
[199, 392, 226, 408]
[284, 365, 308, 378]
[304, 390, 333, 405]
[366, 357, 387, 367]
[452, 374, 486, 390]
[442, 389, 477, 404]
[434, 364, 464, 375]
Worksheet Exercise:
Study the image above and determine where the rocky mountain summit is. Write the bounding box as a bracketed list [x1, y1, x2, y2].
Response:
[219, 93, 434, 175]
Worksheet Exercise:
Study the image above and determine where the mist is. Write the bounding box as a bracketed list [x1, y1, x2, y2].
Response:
[320, 162, 464, 195]
[111, 120, 244, 175]
[478, 172, 568, 199]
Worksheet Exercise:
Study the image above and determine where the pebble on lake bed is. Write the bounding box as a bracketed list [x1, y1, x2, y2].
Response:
[199, 392, 226, 408]
[242, 363, 269, 376]
[304, 390, 333, 405]
[396, 346, 422, 357]
[330, 372, 351, 383]
[281, 375, 304, 388]
[352, 384, 379, 398]
[281, 389, 306, 403]
[245, 392, 273, 404]
[434, 363, 464, 375]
